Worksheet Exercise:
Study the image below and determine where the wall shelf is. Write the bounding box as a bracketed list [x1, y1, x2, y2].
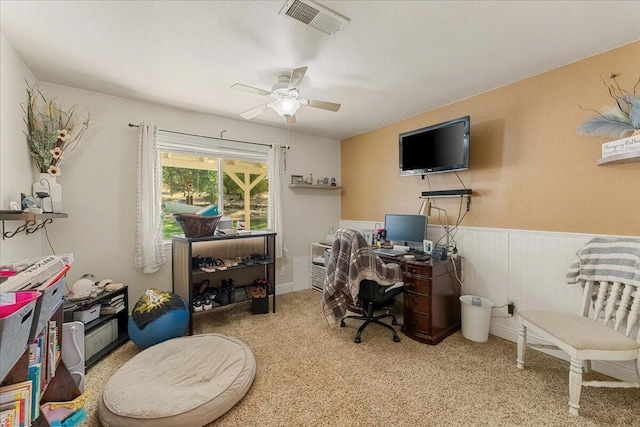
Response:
[421, 189, 472, 198]
[1, 212, 68, 239]
[597, 152, 640, 166]
[288, 184, 341, 190]
[421, 189, 472, 211]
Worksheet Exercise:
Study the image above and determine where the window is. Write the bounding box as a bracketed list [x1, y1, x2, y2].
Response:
[157, 131, 269, 241]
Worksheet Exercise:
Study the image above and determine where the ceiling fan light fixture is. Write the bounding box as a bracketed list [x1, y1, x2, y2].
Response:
[271, 98, 300, 118]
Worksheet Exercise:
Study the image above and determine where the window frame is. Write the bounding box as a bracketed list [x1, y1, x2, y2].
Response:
[157, 130, 269, 243]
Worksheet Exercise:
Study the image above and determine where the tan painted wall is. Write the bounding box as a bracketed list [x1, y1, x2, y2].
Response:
[341, 41, 640, 236]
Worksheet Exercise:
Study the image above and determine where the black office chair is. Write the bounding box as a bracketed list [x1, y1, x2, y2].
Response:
[341, 279, 404, 343]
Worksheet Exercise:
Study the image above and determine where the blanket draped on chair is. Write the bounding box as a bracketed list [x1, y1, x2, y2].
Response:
[321, 229, 402, 325]
[566, 237, 640, 285]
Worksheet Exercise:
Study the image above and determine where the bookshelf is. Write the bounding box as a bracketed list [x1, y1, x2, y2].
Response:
[1, 302, 82, 426]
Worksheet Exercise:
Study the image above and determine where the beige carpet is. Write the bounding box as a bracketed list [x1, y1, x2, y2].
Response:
[82, 289, 640, 426]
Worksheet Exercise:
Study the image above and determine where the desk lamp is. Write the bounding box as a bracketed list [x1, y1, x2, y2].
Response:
[419, 199, 450, 256]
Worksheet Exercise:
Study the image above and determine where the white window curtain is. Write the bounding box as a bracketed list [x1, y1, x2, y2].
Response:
[268, 144, 287, 259]
[134, 123, 166, 273]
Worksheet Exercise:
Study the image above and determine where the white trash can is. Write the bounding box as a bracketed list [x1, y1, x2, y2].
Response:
[459, 295, 493, 342]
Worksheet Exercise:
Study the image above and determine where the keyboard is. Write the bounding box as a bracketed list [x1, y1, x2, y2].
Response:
[374, 248, 407, 257]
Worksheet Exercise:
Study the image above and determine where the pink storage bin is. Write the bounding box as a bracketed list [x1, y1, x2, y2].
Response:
[0, 291, 41, 318]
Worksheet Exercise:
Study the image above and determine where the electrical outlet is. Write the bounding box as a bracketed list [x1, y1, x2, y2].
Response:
[508, 299, 517, 316]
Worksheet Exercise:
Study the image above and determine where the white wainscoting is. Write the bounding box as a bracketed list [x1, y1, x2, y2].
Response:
[340, 220, 638, 382]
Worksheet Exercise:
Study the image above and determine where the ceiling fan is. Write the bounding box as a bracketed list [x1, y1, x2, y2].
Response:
[231, 66, 341, 125]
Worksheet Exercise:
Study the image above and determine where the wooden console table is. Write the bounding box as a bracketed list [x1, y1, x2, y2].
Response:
[400, 257, 461, 344]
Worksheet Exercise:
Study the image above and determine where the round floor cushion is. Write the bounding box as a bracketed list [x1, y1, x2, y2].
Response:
[98, 333, 256, 427]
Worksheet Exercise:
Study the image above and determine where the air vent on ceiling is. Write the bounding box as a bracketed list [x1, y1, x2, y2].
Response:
[280, 0, 349, 36]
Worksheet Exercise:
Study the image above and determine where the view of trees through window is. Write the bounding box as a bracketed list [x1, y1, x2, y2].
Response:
[160, 153, 268, 240]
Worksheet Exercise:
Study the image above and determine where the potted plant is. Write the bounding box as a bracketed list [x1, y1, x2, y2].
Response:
[23, 81, 89, 212]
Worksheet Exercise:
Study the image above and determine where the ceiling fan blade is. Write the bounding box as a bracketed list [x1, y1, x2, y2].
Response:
[287, 115, 297, 125]
[288, 66, 308, 90]
[240, 103, 269, 120]
[230, 83, 271, 97]
[304, 98, 341, 112]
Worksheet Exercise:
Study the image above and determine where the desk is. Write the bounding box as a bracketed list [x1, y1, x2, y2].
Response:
[380, 255, 461, 344]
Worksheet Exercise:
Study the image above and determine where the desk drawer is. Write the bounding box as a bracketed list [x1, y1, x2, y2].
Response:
[403, 261, 431, 277]
[403, 309, 431, 335]
[402, 275, 431, 295]
[404, 291, 431, 315]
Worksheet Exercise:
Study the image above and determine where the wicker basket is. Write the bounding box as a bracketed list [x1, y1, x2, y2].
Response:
[172, 213, 222, 238]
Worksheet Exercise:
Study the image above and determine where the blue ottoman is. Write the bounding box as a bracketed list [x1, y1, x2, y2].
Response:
[127, 288, 189, 350]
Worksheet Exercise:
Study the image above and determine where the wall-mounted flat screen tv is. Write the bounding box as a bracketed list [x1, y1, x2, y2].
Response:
[399, 115, 470, 176]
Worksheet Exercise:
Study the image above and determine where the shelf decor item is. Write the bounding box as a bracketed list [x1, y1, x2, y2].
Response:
[24, 81, 90, 176]
[578, 73, 639, 139]
[172, 213, 222, 238]
[33, 174, 62, 213]
[24, 81, 90, 214]
[291, 175, 303, 184]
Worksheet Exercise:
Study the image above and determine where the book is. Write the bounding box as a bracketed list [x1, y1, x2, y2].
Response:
[106, 294, 125, 304]
[0, 406, 16, 427]
[100, 302, 125, 315]
[28, 364, 42, 420]
[0, 380, 32, 427]
[28, 342, 40, 366]
[47, 320, 58, 380]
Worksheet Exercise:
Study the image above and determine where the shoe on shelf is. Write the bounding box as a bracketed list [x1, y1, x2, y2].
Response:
[196, 280, 210, 294]
[203, 298, 213, 310]
[251, 253, 270, 264]
[223, 258, 238, 267]
[215, 258, 228, 270]
[215, 288, 229, 305]
[200, 265, 216, 273]
[192, 255, 204, 270]
[193, 298, 203, 312]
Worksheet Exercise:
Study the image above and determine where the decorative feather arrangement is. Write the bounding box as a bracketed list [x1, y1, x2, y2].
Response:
[578, 74, 640, 138]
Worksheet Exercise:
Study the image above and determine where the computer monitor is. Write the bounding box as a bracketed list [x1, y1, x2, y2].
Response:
[384, 214, 427, 247]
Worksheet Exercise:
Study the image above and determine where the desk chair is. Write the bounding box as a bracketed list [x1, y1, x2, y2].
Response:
[516, 237, 640, 416]
[341, 279, 404, 343]
[321, 229, 404, 343]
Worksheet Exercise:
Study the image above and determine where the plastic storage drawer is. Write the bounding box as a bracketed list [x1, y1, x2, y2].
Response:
[85, 318, 118, 361]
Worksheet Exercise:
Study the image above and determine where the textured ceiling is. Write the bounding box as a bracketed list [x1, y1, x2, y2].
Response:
[1, 1, 639, 140]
